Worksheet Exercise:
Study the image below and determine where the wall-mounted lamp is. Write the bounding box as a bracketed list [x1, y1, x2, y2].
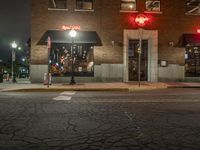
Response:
[169, 41, 174, 47]
[111, 41, 115, 47]
[160, 60, 168, 67]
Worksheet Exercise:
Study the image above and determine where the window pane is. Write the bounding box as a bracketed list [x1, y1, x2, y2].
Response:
[146, 0, 160, 11]
[49, 0, 67, 9]
[76, 0, 93, 10]
[121, 0, 136, 11]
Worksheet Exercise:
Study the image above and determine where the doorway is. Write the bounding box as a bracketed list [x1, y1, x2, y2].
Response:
[128, 40, 148, 81]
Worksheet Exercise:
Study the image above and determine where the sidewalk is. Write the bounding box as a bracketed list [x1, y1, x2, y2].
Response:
[0, 78, 200, 92]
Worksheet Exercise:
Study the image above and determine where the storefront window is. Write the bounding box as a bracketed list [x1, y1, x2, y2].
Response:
[76, 0, 93, 10]
[185, 46, 200, 77]
[49, 0, 67, 9]
[50, 43, 94, 77]
[121, 0, 136, 11]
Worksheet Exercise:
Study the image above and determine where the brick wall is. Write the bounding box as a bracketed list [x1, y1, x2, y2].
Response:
[31, 0, 200, 65]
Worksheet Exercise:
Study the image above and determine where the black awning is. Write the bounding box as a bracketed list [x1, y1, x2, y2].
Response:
[37, 30, 102, 46]
[182, 34, 200, 46]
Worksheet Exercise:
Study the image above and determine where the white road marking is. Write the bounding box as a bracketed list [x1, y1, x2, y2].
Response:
[53, 96, 72, 101]
[53, 91, 76, 101]
[60, 91, 76, 95]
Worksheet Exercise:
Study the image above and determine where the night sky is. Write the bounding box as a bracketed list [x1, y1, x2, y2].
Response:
[0, 0, 30, 62]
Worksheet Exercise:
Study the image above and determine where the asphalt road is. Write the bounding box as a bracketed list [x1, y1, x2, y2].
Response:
[0, 88, 200, 150]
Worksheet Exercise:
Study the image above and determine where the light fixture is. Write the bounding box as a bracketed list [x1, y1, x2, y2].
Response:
[69, 29, 77, 38]
[11, 41, 17, 49]
[169, 41, 174, 47]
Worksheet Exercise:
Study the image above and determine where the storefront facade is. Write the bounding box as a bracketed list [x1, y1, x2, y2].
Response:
[31, 0, 200, 83]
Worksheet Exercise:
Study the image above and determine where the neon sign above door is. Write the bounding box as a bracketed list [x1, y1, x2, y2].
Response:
[135, 14, 149, 27]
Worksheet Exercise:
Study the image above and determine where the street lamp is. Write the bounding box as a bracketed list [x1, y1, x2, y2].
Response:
[18, 47, 22, 51]
[22, 58, 25, 62]
[11, 41, 17, 83]
[69, 29, 77, 85]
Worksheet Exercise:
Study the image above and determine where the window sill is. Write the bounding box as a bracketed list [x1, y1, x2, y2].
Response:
[185, 13, 200, 16]
[48, 8, 68, 11]
[120, 10, 138, 13]
[74, 9, 94, 12]
[144, 11, 163, 14]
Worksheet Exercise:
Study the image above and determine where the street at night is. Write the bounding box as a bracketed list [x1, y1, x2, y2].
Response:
[0, 0, 200, 149]
[1, 88, 200, 150]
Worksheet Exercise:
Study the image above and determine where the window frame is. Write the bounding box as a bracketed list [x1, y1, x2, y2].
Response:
[144, 0, 162, 14]
[120, 0, 137, 12]
[185, 0, 200, 15]
[75, 0, 94, 11]
[48, 0, 68, 11]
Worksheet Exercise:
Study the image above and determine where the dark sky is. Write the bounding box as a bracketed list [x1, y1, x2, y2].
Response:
[0, 0, 30, 62]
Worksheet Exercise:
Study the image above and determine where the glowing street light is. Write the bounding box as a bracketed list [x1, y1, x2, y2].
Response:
[69, 29, 77, 85]
[18, 47, 22, 50]
[22, 58, 25, 62]
[69, 29, 77, 38]
[11, 41, 17, 49]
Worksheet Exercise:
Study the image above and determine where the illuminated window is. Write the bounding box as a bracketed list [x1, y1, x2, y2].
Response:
[50, 44, 94, 77]
[76, 0, 93, 10]
[121, 0, 136, 11]
[185, 47, 200, 77]
[146, 0, 161, 12]
[48, 0, 67, 10]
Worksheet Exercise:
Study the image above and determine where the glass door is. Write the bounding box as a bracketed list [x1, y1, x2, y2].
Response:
[128, 39, 148, 81]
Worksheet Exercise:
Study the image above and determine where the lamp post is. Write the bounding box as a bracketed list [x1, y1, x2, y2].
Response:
[69, 29, 77, 85]
[47, 36, 51, 88]
[137, 28, 144, 87]
[138, 37, 142, 87]
[135, 14, 148, 87]
[11, 41, 17, 83]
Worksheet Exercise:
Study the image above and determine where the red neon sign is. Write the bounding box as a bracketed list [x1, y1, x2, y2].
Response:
[62, 25, 81, 30]
[135, 14, 149, 27]
[197, 29, 200, 34]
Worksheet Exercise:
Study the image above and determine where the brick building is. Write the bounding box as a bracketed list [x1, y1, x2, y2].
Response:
[31, 0, 200, 83]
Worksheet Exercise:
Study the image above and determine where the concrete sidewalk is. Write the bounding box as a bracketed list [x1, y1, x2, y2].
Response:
[0, 78, 200, 92]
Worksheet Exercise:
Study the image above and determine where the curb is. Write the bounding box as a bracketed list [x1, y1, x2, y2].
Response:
[1, 88, 130, 92]
[168, 86, 200, 88]
[0, 86, 169, 92]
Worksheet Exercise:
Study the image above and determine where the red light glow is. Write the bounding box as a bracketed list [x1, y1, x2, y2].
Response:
[197, 29, 200, 34]
[135, 14, 149, 27]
